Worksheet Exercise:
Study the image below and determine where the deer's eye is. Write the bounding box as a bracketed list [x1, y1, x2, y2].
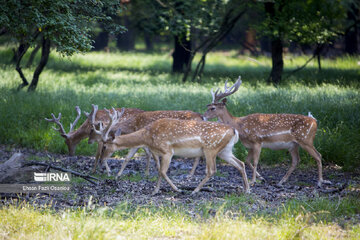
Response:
[210, 107, 216, 111]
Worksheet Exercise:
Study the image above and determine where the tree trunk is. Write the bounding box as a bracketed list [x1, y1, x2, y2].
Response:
[26, 43, 41, 67]
[144, 32, 154, 51]
[345, 4, 358, 55]
[265, 1, 284, 85]
[28, 37, 51, 92]
[267, 38, 283, 85]
[314, 44, 324, 71]
[15, 43, 30, 90]
[172, 35, 191, 73]
[116, 15, 136, 51]
[92, 30, 109, 51]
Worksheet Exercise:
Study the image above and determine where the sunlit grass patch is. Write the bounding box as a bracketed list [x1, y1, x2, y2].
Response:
[1, 197, 359, 240]
[0, 49, 359, 170]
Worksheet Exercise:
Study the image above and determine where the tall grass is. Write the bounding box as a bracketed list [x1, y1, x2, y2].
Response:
[1, 197, 359, 239]
[0, 47, 359, 170]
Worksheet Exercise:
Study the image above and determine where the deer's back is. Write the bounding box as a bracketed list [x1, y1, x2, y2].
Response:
[237, 113, 317, 142]
[146, 119, 235, 150]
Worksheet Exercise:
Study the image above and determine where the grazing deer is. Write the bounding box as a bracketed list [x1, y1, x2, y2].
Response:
[44, 106, 151, 174]
[94, 108, 250, 195]
[204, 76, 331, 187]
[87, 105, 205, 178]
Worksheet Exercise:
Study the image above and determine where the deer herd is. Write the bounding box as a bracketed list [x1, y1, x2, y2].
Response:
[45, 76, 330, 195]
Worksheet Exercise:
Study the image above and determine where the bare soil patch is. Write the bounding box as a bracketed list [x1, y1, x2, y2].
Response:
[1, 144, 359, 215]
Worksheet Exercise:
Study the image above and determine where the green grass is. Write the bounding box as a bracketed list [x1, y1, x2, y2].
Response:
[1, 197, 359, 239]
[0, 47, 359, 170]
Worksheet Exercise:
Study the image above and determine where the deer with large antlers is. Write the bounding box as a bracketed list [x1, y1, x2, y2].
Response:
[87, 105, 205, 178]
[94, 108, 250, 195]
[44, 106, 152, 174]
[204, 76, 331, 187]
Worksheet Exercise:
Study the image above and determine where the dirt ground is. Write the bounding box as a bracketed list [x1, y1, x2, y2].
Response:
[1, 144, 359, 215]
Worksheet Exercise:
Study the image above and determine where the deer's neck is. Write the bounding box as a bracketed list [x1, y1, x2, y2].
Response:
[67, 121, 91, 143]
[114, 128, 147, 148]
[217, 108, 236, 126]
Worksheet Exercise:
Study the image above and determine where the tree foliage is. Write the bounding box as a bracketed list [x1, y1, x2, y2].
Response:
[255, 0, 349, 84]
[0, 0, 124, 91]
[142, 0, 248, 80]
[258, 0, 346, 45]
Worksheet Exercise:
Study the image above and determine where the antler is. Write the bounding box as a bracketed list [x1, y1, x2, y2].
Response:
[44, 113, 67, 136]
[89, 105, 125, 142]
[45, 106, 82, 136]
[70, 106, 81, 132]
[85, 104, 98, 125]
[102, 107, 125, 141]
[211, 76, 242, 103]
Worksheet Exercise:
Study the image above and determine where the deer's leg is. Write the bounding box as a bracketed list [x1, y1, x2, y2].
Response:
[143, 147, 152, 176]
[92, 142, 103, 174]
[245, 148, 264, 180]
[278, 145, 300, 186]
[115, 147, 139, 179]
[101, 159, 111, 177]
[219, 151, 250, 193]
[152, 154, 162, 195]
[153, 153, 180, 195]
[300, 144, 331, 187]
[188, 157, 200, 178]
[250, 144, 261, 185]
[192, 152, 217, 194]
[100, 156, 111, 176]
[153, 153, 160, 171]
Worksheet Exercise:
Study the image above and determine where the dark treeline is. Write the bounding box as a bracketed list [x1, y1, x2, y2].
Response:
[0, 0, 359, 91]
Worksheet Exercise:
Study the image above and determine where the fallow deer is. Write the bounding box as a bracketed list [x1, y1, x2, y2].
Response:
[204, 76, 331, 187]
[44, 106, 151, 174]
[87, 105, 205, 178]
[94, 108, 250, 195]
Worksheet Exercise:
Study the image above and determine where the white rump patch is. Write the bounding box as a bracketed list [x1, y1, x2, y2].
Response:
[308, 112, 316, 120]
[218, 130, 238, 160]
[305, 122, 313, 138]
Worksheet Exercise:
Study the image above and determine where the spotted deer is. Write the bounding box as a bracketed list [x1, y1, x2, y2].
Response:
[204, 76, 331, 187]
[94, 108, 250, 195]
[44, 106, 150, 174]
[87, 105, 205, 178]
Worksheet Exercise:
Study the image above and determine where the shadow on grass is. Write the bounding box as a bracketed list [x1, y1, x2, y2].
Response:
[1, 48, 359, 87]
[42, 59, 360, 88]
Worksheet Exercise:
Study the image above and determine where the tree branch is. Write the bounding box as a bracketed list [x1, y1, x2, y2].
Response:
[283, 44, 324, 80]
[189, 7, 248, 82]
[23, 161, 100, 185]
[15, 43, 30, 90]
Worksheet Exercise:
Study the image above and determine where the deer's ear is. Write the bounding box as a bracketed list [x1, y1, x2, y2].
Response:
[114, 128, 122, 137]
[222, 98, 227, 105]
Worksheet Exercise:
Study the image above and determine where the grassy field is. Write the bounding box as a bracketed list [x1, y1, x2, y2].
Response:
[1, 196, 360, 239]
[0, 47, 359, 239]
[0, 48, 359, 170]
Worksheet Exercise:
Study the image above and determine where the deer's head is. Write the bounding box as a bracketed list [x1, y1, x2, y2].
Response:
[204, 76, 242, 120]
